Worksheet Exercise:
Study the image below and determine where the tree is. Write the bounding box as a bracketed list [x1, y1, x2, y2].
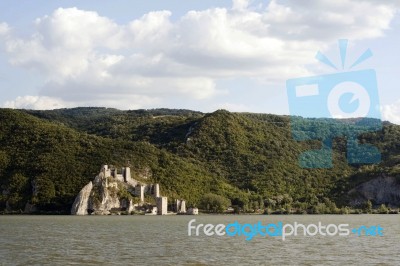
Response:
[199, 193, 231, 213]
[377, 204, 389, 214]
[364, 200, 373, 214]
[232, 196, 249, 211]
[33, 177, 56, 204]
[0, 151, 9, 176]
[5, 173, 29, 209]
[258, 197, 264, 210]
[265, 198, 276, 209]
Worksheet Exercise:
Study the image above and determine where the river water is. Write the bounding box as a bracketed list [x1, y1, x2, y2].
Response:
[0, 215, 399, 265]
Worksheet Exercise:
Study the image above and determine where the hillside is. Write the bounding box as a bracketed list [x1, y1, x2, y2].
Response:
[1, 107, 400, 214]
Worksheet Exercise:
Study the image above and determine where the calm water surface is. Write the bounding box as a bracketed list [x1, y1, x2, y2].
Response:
[0, 215, 399, 265]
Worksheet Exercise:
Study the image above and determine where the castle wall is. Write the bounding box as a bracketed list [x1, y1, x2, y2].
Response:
[176, 199, 187, 213]
[187, 208, 198, 215]
[115, 174, 124, 182]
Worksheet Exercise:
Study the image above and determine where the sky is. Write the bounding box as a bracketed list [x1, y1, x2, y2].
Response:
[0, 0, 399, 123]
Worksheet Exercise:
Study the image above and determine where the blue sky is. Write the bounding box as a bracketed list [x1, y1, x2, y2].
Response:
[0, 0, 399, 123]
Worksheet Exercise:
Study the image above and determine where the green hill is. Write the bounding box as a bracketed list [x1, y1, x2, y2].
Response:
[1, 107, 399, 214]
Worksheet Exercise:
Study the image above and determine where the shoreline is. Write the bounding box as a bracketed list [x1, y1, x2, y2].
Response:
[1, 211, 399, 216]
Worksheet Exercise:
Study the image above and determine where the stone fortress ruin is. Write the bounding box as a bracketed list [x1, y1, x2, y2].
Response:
[71, 164, 196, 215]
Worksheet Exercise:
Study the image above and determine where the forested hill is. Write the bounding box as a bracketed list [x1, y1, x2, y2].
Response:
[1, 107, 400, 214]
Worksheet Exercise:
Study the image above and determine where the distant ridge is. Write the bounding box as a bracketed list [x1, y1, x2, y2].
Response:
[0, 107, 399, 214]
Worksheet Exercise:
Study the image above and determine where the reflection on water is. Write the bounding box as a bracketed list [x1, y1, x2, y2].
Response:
[0, 215, 399, 265]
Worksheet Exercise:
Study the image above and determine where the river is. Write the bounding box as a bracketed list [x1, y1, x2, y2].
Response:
[0, 215, 399, 265]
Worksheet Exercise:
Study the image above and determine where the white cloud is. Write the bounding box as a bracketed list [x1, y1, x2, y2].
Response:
[3, 94, 161, 110]
[232, 0, 250, 11]
[261, 0, 396, 41]
[3, 96, 69, 110]
[127, 10, 172, 48]
[0, 1, 399, 109]
[382, 102, 400, 124]
[0, 22, 10, 35]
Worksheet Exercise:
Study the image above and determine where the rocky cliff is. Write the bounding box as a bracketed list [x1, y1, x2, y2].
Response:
[71, 171, 139, 215]
[71, 181, 93, 215]
[349, 176, 400, 208]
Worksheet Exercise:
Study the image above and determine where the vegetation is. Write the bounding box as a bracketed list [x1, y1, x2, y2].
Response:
[199, 193, 231, 213]
[0, 107, 399, 214]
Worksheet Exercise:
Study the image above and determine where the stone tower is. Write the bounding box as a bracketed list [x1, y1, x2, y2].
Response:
[154, 184, 160, 198]
[102, 165, 111, 178]
[123, 166, 131, 182]
[156, 197, 167, 215]
[135, 184, 145, 203]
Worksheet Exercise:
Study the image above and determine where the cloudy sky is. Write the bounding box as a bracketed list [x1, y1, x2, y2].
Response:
[0, 0, 399, 122]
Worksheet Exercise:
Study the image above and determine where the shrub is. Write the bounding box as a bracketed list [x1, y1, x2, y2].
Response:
[199, 193, 231, 213]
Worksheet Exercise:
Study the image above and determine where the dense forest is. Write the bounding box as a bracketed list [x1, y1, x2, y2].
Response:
[0, 107, 399, 214]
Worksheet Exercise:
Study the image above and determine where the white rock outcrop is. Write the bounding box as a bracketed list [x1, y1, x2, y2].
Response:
[71, 181, 93, 215]
[71, 165, 161, 215]
[89, 184, 121, 215]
